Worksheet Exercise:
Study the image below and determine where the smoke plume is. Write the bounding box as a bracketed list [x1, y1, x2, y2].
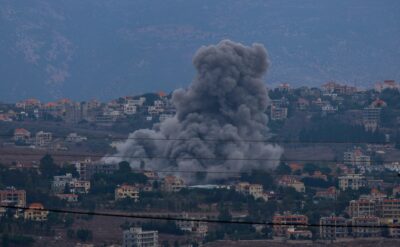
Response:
[105, 40, 283, 182]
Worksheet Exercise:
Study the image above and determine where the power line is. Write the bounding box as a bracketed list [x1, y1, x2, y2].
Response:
[0, 134, 393, 145]
[1, 150, 398, 164]
[1, 205, 398, 229]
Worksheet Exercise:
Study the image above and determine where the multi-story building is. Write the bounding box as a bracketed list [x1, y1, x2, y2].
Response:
[315, 186, 337, 200]
[69, 180, 91, 194]
[338, 174, 366, 191]
[123, 227, 158, 247]
[161, 176, 186, 192]
[376, 199, 400, 221]
[75, 159, 119, 180]
[0, 187, 26, 207]
[344, 148, 371, 167]
[52, 173, 90, 194]
[115, 184, 139, 202]
[351, 216, 381, 238]
[362, 107, 381, 131]
[348, 198, 376, 217]
[272, 213, 308, 237]
[176, 213, 208, 237]
[35, 131, 52, 147]
[277, 176, 305, 193]
[270, 105, 288, 121]
[319, 216, 348, 239]
[52, 173, 74, 193]
[235, 182, 264, 199]
[24, 203, 48, 222]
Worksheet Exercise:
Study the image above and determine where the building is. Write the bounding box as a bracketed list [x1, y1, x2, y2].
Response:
[115, 184, 139, 202]
[124, 103, 137, 115]
[362, 107, 381, 131]
[235, 182, 264, 199]
[0, 187, 26, 207]
[270, 105, 288, 121]
[66, 133, 87, 143]
[376, 199, 400, 221]
[351, 216, 381, 237]
[374, 80, 399, 92]
[123, 227, 158, 247]
[52, 173, 74, 193]
[176, 213, 208, 237]
[322, 82, 357, 95]
[315, 186, 338, 200]
[75, 159, 119, 180]
[52, 173, 90, 194]
[319, 216, 348, 239]
[272, 213, 308, 237]
[344, 148, 371, 167]
[348, 198, 376, 217]
[161, 176, 186, 192]
[35, 131, 52, 147]
[56, 194, 79, 202]
[69, 180, 91, 194]
[24, 203, 48, 221]
[13, 128, 31, 143]
[338, 174, 366, 191]
[277, 176, 305, 193]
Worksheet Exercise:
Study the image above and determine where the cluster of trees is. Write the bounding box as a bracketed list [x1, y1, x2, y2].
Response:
[299, 116, 386, 143]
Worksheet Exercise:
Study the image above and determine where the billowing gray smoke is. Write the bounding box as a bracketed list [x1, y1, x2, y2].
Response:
[104, 40, 283, 182]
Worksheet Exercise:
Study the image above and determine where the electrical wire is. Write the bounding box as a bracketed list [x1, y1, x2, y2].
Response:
[1, 205, 398, 229]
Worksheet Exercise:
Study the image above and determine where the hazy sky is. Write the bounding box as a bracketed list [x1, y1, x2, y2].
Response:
[1, 0, 399, 101]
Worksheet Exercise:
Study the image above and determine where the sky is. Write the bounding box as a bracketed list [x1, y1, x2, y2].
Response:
[0, 0, 399, 102]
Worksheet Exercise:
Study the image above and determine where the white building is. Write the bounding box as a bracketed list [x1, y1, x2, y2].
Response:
[123, 227, 158, 247]
[35, 131, 52, 147]
[339, 174, 367, 191]
[344, 148, 371, 167]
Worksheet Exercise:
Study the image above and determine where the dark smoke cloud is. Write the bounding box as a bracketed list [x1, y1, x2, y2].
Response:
[104, 40, 283, 182]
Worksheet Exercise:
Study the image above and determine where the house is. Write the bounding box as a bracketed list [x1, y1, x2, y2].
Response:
[277, 176, 305, 193]
[52, 173, 74, 193]
[176, 213, 208, 237]
[273, 213, 308, 237]
[0, 187, 26, 207]
[123, 227, 158, 247]
[13, 128, 31, 143]
[344, 148, 371, 167]
[315, 186, 337, 200]
[297, 98, 310, 110]
[270, 105, 288, 120]
[24, 203, 48, 221]
[348, 198, 376, 217]
[319, 216, 348, 239]
[374, 80, 399, 92]
[376, 198, 400, 221]
[235, 182, 264, 199]
[66, 133, 87, 143]
[338, 174, 366, 191]
[35, 131, 52, 147]
[52, 173, 90, 194]
[75, 160, 118, 180]
[69, 180, 91, 194]
[161, 175, 186, 192]
[115, 184, 139, 202]
[56, 194, 79, 202]
[351, 216, 381, 237]
[362, 107, 381, 131]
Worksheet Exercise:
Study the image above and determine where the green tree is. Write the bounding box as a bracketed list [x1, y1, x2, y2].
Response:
[275, 163, 291, 175]
[76, 229, 92, 242]
[39, 154, 58, 178]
